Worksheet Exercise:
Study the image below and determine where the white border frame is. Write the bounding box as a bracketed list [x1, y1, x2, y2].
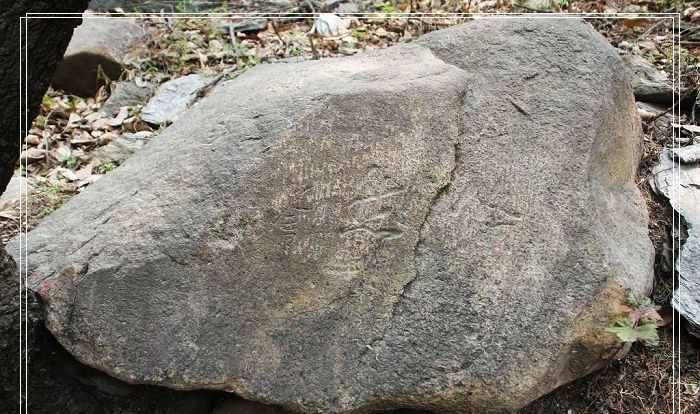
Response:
[17, 10, 682, 414]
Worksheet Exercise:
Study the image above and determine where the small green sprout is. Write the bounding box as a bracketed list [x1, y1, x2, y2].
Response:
[606, 292, 662, 347]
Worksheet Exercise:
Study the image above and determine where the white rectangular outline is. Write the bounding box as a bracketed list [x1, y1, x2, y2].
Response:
[17, 11, 682, 414]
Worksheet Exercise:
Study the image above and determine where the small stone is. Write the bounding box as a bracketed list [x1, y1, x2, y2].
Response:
[52, 12, 146, 97]
[622, 4, 644, 13]
[622, 54, 675, 104]
[0, 176, 33, 213]
[636, 101, 666, 120]
[101, 79, 156, 117]
[514, 0, 555, 11]
[218, 19, 268, 35]
[672, 144, 700, 164]
[89, 134, 149, 165]
[140, 74, 210, 125]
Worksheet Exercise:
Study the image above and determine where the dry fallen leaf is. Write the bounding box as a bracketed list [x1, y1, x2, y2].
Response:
[21, 148, 47, 162]
[108, 107, 130, 127]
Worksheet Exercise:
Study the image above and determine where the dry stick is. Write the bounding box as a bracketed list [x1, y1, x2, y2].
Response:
[160, 9, 172, 30]
[638, 19, 666, 42]
[305, 0, 316, 13]
[308, 34, 319, 60]
[228, 25, 240, 67]
[195, 65, 240, 100]
[271, 19, 287, 49]
[651, 88, 698, 121]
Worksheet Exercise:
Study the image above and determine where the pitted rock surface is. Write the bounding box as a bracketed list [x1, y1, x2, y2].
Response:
[10, 19, 654, 414]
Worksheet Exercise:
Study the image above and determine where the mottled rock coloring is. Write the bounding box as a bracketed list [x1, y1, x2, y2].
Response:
[11, 19, 653, 414]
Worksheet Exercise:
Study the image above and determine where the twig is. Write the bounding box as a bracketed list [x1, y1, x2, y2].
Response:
[651, 88, 697, 121]
[308, 34, 319, 60]
[194, 65, 241, 99]
[271, 19, 287, 49]
[638, 19, 665, 42]
[160, 9, 172, 30]
[228, 25, 240, 67]
[305, 0, 316, 14]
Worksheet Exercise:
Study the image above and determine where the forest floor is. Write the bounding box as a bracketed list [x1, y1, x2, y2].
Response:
[2, 1, 700, 413]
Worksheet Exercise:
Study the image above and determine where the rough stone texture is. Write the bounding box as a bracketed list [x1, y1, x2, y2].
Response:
[0, 246, 23, 412]
[0, 176, 33, 217]
[90, 132, 151, 165]
[652, 147, 700, 337]
[211, 396, 292, 414]
[101, 79, 156, 116]
[672, 144, 700, 164]
[52, 13, 146, 97]
[621, 54, 674, 105]
[2, 243, 221, 414]
[140, 74, 210, 125]
[10, 19, 654, 414]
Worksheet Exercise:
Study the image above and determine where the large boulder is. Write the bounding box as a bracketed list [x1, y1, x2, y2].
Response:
[52, 12, 146, 97]
[9, 19, 653, 413]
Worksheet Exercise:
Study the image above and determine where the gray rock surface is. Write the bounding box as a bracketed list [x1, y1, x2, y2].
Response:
[52, 13, 146, 97]
[140, 74, 210, 125]
[211, 396, 291, 414]
[217, 19, 269, 35]
[89, 132, 151, 165]
[621, 54, 674, 105]
[10, 19, 653, 414]
[0, 175, 33, 216]
[101, 79, 156, 116]
[652, 146, 700, 337]
[672, 144, 700, 164]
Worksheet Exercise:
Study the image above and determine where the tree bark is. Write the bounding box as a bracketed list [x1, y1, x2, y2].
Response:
[0, 1, 87, 411]
[0, 0, 88, 195]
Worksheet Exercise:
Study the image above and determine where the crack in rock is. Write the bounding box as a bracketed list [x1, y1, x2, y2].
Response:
[366, 139, 463, 355]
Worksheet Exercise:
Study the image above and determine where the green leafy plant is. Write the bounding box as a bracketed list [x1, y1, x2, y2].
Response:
[64, 157, 78, 168]
[38, 184, 61, 194]
[175, 0, 195, 13]
[97, 162, 115, 174]
[376, 2, 398, 14]
[606, 292, 662, 347]
[352, 29, 368, 40]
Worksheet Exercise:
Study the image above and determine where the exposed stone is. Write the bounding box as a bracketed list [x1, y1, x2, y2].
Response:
[636, 101, 666, 121]
[621, 54, 674, 105]
[88, 133, 151, 165]
[672, 144, 700, 164]
[514, 0, 556, 11]
[101, 79, 156, 117]
[10, 19, 653, 413]
[652, 147, 700, 337]
[217, 19, 269, 35]
[211, 396, 291, 414]
[52, 12, 146, 97]
[0, 175, 33, 216]
[140, 74, 210, 125]
[1, 243, 223, 414]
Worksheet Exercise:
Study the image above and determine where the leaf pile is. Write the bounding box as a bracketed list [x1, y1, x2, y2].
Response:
[20, 89, 155, 194]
